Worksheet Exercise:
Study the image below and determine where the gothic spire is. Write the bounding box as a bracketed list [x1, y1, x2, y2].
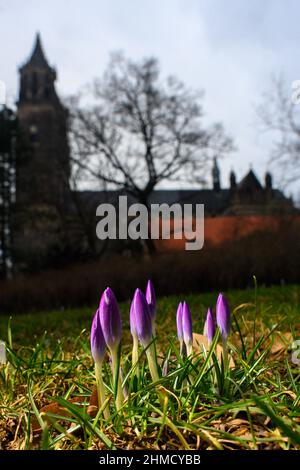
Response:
[230, 169, 236, 189]
[212, 156, 221, 191]
[20, 33, 51, 71]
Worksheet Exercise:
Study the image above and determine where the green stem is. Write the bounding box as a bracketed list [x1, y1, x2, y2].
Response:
[146, 344, 165, 407]
[95, 361, 110, 420]
[146, 346, 160, 383]
[111, 346, 124, 411]
[179, 340, 187, 359]
[186, 340, 193, 357]
[222, 337, 229, 374]
[206, 340, 217, 392]
[132, 335, 139, 376]
[185, 340, 194, 387]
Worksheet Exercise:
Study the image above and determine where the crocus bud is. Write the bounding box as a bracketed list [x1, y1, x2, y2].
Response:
[204, 307, 215, 344]
[182, 301, 193, 355]
[99, 287, 122, 351]
[146, 279, 156, 320]
[91, 309, 105, 364]
[216, 293, 230, 340]
[130, 288, 153, 347]
[176, 302, 183, 343]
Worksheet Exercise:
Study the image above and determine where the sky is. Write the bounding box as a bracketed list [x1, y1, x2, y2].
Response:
[1, 0, 299, 195]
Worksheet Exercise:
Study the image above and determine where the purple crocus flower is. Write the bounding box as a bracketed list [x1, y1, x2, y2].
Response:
[99, 287, 122, 351]
[176, 302, 183, 343]
[204, 307, 215, 344]
[216, 293, 230, 340]
[146, 280, 156, 320]
[182, 301, 193, 350]
[90, 309, 105, 363]
[130, 288, 153, 347]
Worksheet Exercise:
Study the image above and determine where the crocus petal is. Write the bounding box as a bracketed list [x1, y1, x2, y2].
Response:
[216, 293, 230, 339]
[99, 287, 122, 350]
[146, 279, 156, 320]
[130, 300, 137, 338]
[176, 302, 183, 342]
[90, 309, 105, 363]
[182, 301, 193, 346]
[130, 288, 152, 347]
[204, 307, 215, 343]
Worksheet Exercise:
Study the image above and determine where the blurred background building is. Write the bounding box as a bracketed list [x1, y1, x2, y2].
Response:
[0, 35, 297, 277]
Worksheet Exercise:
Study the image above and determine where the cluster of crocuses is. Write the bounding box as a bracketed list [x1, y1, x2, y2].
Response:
[203, 293, 231, 345]
[90, 281, 157, 416]
[176, 293, 231, 359]
[90, 281, 231, 416]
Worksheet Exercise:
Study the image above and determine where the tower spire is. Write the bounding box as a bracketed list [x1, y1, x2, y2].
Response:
[18, 33, 57, 103]
[212, 156, 221, 191]
[19, 33, 53, 73]
[27, 32, 49, 68]
[230, 169, 236, 189]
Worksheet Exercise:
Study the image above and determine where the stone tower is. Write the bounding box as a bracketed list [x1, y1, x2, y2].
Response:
[17, 33, 70, 206]
[14, 34, 71, 269]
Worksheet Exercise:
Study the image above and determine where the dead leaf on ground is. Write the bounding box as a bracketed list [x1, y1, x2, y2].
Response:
[270, 332, 293, 355]
[32, 390, 98, 433]
[193, 333, 235, 368]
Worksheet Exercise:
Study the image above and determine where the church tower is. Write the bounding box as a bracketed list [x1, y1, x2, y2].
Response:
[17, 33, 70, 206]
[14, 34, 71, 269]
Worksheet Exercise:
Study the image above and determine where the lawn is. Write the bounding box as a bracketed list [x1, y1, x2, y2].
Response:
[0, 284, 300, 450]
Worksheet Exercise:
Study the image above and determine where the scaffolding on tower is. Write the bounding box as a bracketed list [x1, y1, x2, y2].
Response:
[0, 106, 17, 279]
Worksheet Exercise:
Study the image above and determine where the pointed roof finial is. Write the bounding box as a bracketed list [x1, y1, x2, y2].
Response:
[30, 32, 49, 66]
[265, 171, 272, 189]
[212, 155, 221, 191]
[20, 33, 51, 70]
[230, 168, 236, 189]
[35, 32, 42, 49]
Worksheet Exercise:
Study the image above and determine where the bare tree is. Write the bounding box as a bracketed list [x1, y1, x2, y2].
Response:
[70, 53, 233, 253]
[257, 75, 300, 185]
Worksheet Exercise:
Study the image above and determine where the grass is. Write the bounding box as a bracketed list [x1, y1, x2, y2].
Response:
[0, 283, 300, 450]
